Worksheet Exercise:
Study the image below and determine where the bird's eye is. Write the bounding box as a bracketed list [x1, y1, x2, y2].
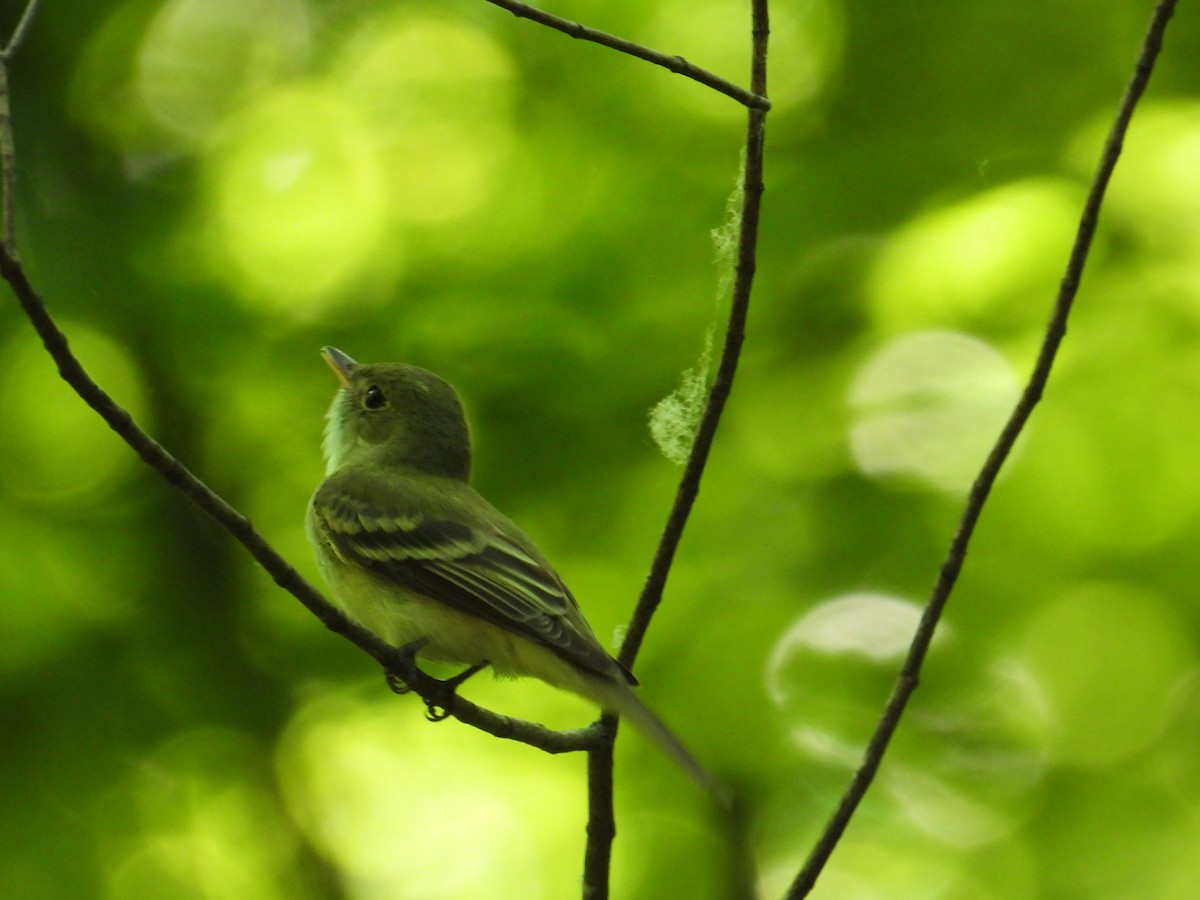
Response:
[363, 385, 387, 410]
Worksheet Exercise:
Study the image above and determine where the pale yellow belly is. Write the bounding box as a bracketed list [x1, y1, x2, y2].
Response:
[317, 551, 617, 704]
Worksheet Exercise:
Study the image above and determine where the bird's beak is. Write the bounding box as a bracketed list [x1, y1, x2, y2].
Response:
[321, 346, 357, 388]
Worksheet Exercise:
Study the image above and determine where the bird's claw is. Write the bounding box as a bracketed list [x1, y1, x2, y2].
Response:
[386, 673, 413, 695]
[421, 661, 488, 724]
[383, 638, 428, 696]
[384, 645, 487, 723]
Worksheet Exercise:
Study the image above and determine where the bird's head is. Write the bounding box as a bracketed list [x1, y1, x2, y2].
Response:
[320, 347, 472, 480]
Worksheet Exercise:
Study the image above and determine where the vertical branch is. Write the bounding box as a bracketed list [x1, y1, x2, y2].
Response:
[0, 0, 39, 254]
[0, 62, 14, 255]
[581, 1, 770, 897]
[621, 0, 770, 671]
[582, 715, 618, 900]
[785, 1, 1179, 895]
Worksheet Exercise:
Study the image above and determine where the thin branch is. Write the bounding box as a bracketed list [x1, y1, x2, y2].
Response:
[0, 4, 591, 763]
[785, 1, 1179, 895]
[0, 0, 34, 257]
[0, 255, 596, 756]
[580, 1, 770, 896]
[582, 714, 618, 900]
[1, 0, 41, 58]
[620, 0, 769, 671]
[0, 0, 41, 253]
[453, 695, 601, 753]
[482, 0, 770, 111]
[0, 61, 15, 255]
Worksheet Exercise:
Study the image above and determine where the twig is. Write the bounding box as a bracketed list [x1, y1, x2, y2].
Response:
[0, 253, 596, 755]
[1, 0, 41, 58]
[0, 0, 591, 763]
[0, 0, 39, 253]
[579, 1, 770, 896]
[785, 1, 1179, 895]
[621, 0, 769, 672]
[482, 0, 770, 110]
[0, 61, 14, 255]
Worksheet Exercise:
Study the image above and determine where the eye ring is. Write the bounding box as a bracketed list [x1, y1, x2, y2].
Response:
[363, 385, 387, 410]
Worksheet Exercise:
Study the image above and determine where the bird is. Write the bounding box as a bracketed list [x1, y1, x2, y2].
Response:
[306, 346, 718, 795]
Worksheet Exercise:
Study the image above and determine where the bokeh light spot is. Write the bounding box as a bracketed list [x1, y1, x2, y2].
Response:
[849, 331, 1020, 494]
[278, 689, 587, 898]
[205, 85, 390, 315]
[762, 826, 968, 899]
[332, 13, 517, 224]
[643, 0, 842, 122]
[101, 729, 302, 900]
[766, 593, 941, 762]
[1020, 583, 1196, 768]
[1069, 100, 1200, 259]
[877, 650, 1052, 856]
[769, 592, 927, 669]
[138, 0, 311, 140]
[1005, 313, 1200, 554]
[869, 179, 1081, 333]
[884, 766, 1015, 850]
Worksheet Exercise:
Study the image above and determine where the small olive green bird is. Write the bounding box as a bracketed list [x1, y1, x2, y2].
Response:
[306, 347, 716, 792]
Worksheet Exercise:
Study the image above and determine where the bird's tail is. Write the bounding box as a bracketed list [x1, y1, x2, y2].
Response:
[602, 679, 731, 807]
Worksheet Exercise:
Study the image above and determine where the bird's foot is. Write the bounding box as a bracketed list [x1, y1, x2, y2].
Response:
[423, 662, 489, 722]
[384, 638, 429, 696]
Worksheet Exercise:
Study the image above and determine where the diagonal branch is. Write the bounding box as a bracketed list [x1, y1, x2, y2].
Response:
[1, 0, 41, 58]
[0, 248, 595, 756]
[581, 2, 770, 897]
[785, 1, 1180, 895]
[0, 1, 591, 762]
[482, 0, 770, 110]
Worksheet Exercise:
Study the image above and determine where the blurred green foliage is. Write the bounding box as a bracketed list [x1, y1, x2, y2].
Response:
[2, 0, 1200, 897]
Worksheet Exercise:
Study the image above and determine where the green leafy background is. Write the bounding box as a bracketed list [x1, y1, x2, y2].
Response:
[3, 0, 1200, 897]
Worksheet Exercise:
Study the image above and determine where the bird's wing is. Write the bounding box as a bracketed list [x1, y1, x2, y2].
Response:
[311, 476, 627, 681]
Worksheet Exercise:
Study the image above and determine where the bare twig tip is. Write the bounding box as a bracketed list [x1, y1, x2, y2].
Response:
[483, 0, 766, 110]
